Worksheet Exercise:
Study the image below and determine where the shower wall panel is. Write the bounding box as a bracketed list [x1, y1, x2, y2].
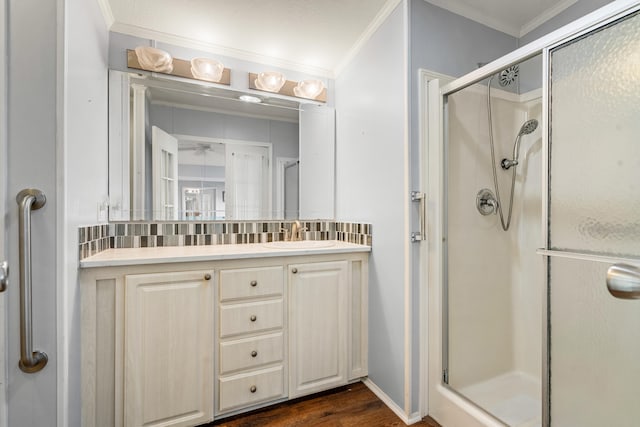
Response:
[510, 99, 543, 380]
[447, 86, 542, 389]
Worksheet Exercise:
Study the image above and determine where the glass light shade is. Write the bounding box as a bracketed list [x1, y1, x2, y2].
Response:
[255, 71, 286, 92]
[294, 79, 325, 99]
[134, 46, 173, 73]
[190, 57, 224, 82]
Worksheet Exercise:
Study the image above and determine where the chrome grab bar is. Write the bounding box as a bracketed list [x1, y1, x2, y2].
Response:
[16, 189, 48, 373]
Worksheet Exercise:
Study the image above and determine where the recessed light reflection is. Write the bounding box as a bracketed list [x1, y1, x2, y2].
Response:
[239, 95, 262, 103]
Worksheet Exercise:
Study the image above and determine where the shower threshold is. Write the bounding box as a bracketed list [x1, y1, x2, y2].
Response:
[458, 371, 541, 427]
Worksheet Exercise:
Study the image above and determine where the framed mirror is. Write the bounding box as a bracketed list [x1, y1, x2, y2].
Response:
[108, 70, 332, 222]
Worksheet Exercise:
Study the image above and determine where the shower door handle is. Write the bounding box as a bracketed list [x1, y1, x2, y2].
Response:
[411, 191, 426, 242]
[606, 263, 640, 300]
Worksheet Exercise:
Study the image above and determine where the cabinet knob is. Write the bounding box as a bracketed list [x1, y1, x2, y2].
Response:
[251, 350, 258, 358]
[250, 315, 257, 322]
[204, 273, 211, 281]
[250, 280, 258, 287]
[291, 268, 298, 274]
[250, 385, 257, 393]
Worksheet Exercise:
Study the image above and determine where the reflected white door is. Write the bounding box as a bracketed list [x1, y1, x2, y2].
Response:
[546, 8, 640, 426]
[225, 144, 270, 220]
[152, 126, 179, 220]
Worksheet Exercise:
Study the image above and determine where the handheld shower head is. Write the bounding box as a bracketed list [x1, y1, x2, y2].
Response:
[518, 119, 538, 136]
[501, 119, 539, 170]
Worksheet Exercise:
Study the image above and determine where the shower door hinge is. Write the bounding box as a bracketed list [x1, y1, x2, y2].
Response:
[443, 368, 449, 384]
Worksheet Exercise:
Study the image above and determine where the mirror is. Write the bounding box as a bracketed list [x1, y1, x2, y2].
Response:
[109, 70, 309, 221]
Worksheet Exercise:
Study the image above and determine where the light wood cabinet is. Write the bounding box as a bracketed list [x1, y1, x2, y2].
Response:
[216, 266, 286, 414]
[288, 261, 348, 397]
[81, 251, 368, 426]
[124, 270, 213, 427]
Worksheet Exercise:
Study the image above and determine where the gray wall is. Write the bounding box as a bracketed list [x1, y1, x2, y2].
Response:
[520, 0, 614, 45]
[336, 2, 408, 411]
[518, 0, 613, 92]
[63, 0, 110, 425]
[410, 1, 519, 78]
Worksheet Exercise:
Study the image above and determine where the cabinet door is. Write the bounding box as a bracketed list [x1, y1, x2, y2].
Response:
[289, 261, 348, 397]
[124, 270, 213, 427]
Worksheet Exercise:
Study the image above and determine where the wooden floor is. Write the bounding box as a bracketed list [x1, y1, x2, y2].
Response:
[206, 382, 441, 427]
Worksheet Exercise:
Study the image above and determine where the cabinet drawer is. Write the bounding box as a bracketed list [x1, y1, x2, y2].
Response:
[219, 266, 283, 301]
[219, 365, 285, 412]
[219, 299, 283, 338]
[220, 332, 284, 375]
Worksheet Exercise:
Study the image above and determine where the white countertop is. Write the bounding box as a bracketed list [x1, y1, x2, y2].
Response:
[79, 241, 371, 268]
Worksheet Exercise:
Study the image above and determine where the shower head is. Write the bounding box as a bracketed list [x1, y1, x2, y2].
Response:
[498, 65, 519, 87]
[501, 119, 540, 170]
[518, 119, 538, 136]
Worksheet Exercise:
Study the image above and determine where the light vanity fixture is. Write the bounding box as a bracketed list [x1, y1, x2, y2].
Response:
[190, 57, 225, 82]
[254, 71, 287, 92]
[294, 79, 325, 99]
[128, 46, 231, 85]
[249, 72, 326, 102]
[134, 46, 174, 73]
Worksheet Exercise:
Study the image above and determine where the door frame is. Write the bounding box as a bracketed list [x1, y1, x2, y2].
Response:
[275, 157, 298, 219]
[0, 0, 7, 423]
[423, 1, 640, 425]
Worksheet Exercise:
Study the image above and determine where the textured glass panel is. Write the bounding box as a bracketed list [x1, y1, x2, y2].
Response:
[549, 12, 640, 257]
[550, 256, 640, 426]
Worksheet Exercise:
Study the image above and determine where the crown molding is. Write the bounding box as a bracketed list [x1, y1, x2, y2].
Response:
[97, 0, 114, 29]
[334, 0, 403, 77]
[110, 22, 335, 78]
[520, 0, 579, 37]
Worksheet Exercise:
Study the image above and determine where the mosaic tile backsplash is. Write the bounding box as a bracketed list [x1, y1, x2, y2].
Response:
[79, 221, 372, 260]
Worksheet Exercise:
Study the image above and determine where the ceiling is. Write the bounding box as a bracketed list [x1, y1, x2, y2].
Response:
[103, 0, 581, 77]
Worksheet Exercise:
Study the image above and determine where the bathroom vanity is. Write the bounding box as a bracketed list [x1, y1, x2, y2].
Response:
[80, 241, 369, 427]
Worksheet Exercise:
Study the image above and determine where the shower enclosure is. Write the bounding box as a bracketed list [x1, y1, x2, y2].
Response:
[427, 2, 640, 426]
[444, 54, 544, 427]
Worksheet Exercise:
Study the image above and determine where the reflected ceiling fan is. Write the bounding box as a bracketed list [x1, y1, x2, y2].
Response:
[178, 142, 221, 156]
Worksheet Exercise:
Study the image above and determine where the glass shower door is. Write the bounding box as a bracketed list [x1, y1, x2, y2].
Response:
[547, 8, 640, 426]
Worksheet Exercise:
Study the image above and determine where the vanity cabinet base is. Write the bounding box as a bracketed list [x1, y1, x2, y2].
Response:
[81, 252, 368, 426]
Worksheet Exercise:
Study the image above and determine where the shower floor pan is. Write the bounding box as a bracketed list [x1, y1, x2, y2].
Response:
[458, 371, 541, 427]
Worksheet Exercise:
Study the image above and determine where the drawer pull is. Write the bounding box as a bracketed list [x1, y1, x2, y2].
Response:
[250, 385, 257, 393]
[251, 350, 258, 358]
[250, 280, 258, 287]
[291, 268, 298, 274]
[250, 315, 257, 322]
[204, 273, 211, 281]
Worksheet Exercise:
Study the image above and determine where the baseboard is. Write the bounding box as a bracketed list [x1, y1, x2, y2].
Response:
[362, 378, 422, 425]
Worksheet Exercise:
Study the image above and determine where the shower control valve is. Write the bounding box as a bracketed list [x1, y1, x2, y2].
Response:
[476, 188, 498, 216]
